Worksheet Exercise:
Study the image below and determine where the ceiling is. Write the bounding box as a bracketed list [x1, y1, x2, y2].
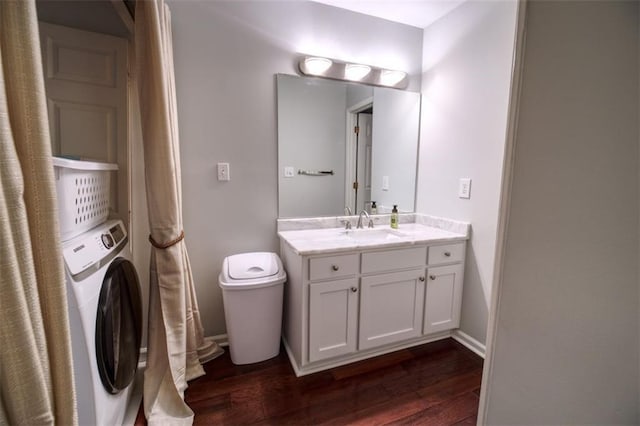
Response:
[312, 0, 465, 29]
[36, 1, 463, 35]
[36, 0, 464, 40]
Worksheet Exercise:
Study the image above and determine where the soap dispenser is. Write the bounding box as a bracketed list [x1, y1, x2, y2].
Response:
[371, 201, 377, 215]
[390, 205, 399, 229]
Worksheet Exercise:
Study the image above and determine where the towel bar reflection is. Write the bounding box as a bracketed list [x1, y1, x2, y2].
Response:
[298, 170, 334, 176]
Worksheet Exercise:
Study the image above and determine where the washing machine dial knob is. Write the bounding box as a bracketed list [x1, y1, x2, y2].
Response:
[101, 233, 114, 249]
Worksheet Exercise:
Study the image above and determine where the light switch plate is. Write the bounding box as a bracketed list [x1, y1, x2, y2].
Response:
[217, 162, 230, 181]
[284, 166, 295, 178]
[382, 175, 389, 191]
[458, 178, 471, 199]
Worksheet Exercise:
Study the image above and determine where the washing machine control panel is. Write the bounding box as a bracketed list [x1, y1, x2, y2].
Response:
[63, 219, 128, 277]
[101, 234, 114, 249]
[100, 222, 127, 249]
[108, 223, 126, 245]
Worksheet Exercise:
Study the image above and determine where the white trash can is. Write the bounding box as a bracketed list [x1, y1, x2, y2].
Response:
[219, 252, 286, 365]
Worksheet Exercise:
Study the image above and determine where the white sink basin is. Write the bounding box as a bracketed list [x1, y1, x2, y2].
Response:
[340, 228, 405, 242]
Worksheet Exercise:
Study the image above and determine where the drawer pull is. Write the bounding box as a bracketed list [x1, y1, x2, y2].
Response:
[429, 275, 436, 280]
[332, 265, 339, 271]
[444, 252, 451, 257]
[419, 276, 425, 282]
[350, 287, 358, 292]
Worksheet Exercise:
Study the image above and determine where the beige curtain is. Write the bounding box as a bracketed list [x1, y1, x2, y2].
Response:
[135, 1, 223, 424]
[0, 1, 77, 425]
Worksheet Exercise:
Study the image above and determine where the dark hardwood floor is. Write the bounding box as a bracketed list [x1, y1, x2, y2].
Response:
[135, 338, 483, 425]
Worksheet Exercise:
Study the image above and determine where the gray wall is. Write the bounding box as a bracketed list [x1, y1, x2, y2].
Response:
[166, 0, 423, 336]
[484, 1, 639, 423]
[416, 0, 518, 345]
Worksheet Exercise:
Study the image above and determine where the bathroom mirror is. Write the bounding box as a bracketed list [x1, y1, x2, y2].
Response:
[277, 74, 420, 218]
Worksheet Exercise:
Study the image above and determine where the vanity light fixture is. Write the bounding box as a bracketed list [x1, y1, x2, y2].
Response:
[380, 69, 408, 87]
[303, 57, 333, 75]
[344, 63, 371, 81]
[298, 55, 408, 89]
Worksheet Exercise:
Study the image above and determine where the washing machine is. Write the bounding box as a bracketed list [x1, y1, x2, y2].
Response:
[62, 219, 142, 426]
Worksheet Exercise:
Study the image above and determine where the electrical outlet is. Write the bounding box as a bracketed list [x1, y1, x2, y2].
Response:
[458, 178, 471, 199]
[382, 175, 389, 191]
[217, 162, 230, 181]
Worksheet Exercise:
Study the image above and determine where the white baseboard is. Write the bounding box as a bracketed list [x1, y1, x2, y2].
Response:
[452, 329, 486, 359]
[209, 333, 229, 347]
[138, 332, 483, 372]
[137, 334, 229, 370]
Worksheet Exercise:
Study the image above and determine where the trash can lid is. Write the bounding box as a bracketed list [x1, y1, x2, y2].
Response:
[227, 252, 280, 280]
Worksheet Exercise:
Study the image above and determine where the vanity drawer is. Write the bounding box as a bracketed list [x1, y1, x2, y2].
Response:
[428, 242, 465, 265]
[361, 247, 427, 274]
[309, 254, 359, 281]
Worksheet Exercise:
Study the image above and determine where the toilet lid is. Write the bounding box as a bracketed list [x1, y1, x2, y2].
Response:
[227, 252, 280, 280]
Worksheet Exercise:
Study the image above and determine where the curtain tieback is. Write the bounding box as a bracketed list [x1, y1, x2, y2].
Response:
[149, 231, 185, 249]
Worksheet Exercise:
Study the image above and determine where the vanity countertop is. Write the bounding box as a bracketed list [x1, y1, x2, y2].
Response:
[278, 222, 469, 256]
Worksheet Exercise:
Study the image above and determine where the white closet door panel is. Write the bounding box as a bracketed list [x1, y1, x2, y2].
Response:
[40, 22, 127, 220]
[49, 100, 116, 162]
[44, 37, 117, 87]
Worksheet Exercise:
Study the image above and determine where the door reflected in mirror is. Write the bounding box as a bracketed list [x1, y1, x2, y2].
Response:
[277, 74, 420, 218]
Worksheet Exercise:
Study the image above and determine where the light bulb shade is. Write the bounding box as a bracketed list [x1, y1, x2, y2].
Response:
[302, 57, 333, 75]
[380, 70, 407, 86]
[345, 64, 371, 81]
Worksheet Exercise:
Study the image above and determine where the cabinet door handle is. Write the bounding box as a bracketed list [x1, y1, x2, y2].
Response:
[350, 287, 358, 292]
[332, 265, 339, 271]
[444, 252, 451, 257]
[419, 276, 425, 282]
[429, 275, 437, 280]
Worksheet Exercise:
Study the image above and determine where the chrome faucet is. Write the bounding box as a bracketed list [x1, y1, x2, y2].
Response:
[341, 207, 353, 230]
[356, 210, 374, 229]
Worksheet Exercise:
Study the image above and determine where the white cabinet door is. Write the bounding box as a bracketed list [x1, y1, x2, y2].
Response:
[309, 278, 359, 362]
[424, 264, 464, 334]
[359, 269, 424, 350]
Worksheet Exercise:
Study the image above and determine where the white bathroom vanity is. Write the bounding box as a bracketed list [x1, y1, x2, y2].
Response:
[277, 215, 469, 376]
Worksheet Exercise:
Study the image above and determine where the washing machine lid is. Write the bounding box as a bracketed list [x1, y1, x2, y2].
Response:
[227, 252, 279, 280]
